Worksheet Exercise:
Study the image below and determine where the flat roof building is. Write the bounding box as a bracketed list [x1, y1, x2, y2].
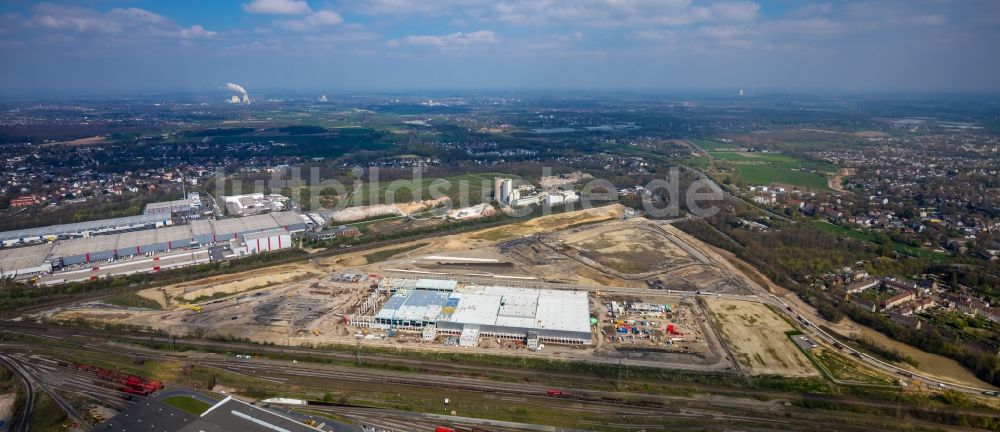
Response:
[144, 193, 203, 216]
[0, 213, 170, 245]
[242, 229, 292, 254]
[222, 193, 289, 216]
[374, 280, 592, 345]
[0, 242, 54, 278]
[180, 396, 324, 432]
[94, 396, 332, 432]
[3, 211, 309, 271]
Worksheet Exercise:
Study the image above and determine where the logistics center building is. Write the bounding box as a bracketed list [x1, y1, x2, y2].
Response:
[373, 279, 592, 345]
[0, 212, 307, 276]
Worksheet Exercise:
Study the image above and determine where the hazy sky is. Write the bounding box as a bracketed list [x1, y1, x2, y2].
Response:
[1, 0, 999, 95]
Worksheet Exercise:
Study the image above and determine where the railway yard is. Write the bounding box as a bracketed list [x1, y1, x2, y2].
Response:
[3, 321, 1000, 432]
[3, 208, 1000, 431]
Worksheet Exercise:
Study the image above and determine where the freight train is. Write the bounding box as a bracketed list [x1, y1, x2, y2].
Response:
[57, 361, 163, 396]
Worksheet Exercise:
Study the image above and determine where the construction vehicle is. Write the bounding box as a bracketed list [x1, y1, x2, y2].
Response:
[311, 329, 322, 336]
[182, 305, 202, 313]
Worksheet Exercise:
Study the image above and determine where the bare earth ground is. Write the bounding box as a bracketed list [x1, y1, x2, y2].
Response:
[369, 217, 740, 293]
[38, 135, 109, 147]
[829, 167, 856, 193]
[42, 205, 738, 372]
[37, 204, 999, 386]
[564, 224, 693, 274]
[705, 244, 999, 390]
[704, 298, 818, 377]
[851, 131, 890, 138]
[0, 392, 15, 429]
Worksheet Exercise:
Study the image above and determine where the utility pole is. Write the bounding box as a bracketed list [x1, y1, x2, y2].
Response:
[355, 339, 362, 367]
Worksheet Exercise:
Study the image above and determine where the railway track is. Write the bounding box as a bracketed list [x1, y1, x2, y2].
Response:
[0, 354, 34, 432]
[0, 353, 92, 430]
[206, 358, 800, 428]
[4, 339, 999, 432]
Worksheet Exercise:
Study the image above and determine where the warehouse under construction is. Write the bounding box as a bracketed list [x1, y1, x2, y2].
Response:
[363, 278, 593, 346]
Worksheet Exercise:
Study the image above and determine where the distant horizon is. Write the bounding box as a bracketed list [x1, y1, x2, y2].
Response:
[2, 0, 999, 95]
[3, 87, 1000, 101]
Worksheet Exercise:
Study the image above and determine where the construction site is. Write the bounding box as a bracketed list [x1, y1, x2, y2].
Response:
[34, 206, 809, 374]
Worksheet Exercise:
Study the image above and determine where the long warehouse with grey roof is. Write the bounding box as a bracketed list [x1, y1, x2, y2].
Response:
[0, 213, 171, 246]
[0, 212, 307, 277]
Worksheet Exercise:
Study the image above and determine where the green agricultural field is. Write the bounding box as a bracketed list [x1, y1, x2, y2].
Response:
[737, 164, 831, 191]
[683, 156, 711, 171]
[707, 151, 835, 192]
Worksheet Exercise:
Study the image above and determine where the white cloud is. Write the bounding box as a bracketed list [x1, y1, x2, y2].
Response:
[354, 0, 488, 15]
[27, 3, 217, 41]
[478, 0, 760, 27]
[180, 25, 217, 39]
[704, 1, 760, 23]
[243, 0, 312, 15]
[388, 30, 499, 48]
[277, 10, 344, 30]
[346, 0, 761, 27]
[32, 4, 119, 32]
[109, 8, 170, 26]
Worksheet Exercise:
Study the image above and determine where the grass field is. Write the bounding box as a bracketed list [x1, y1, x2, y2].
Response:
[707, 151, 835, 192]
[682, 156, 711, 171]
[28, 392, 66, 432]
[162, 395, 213, 415]
[811, 348, 896, 385]
[810, 221, 950, 260]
